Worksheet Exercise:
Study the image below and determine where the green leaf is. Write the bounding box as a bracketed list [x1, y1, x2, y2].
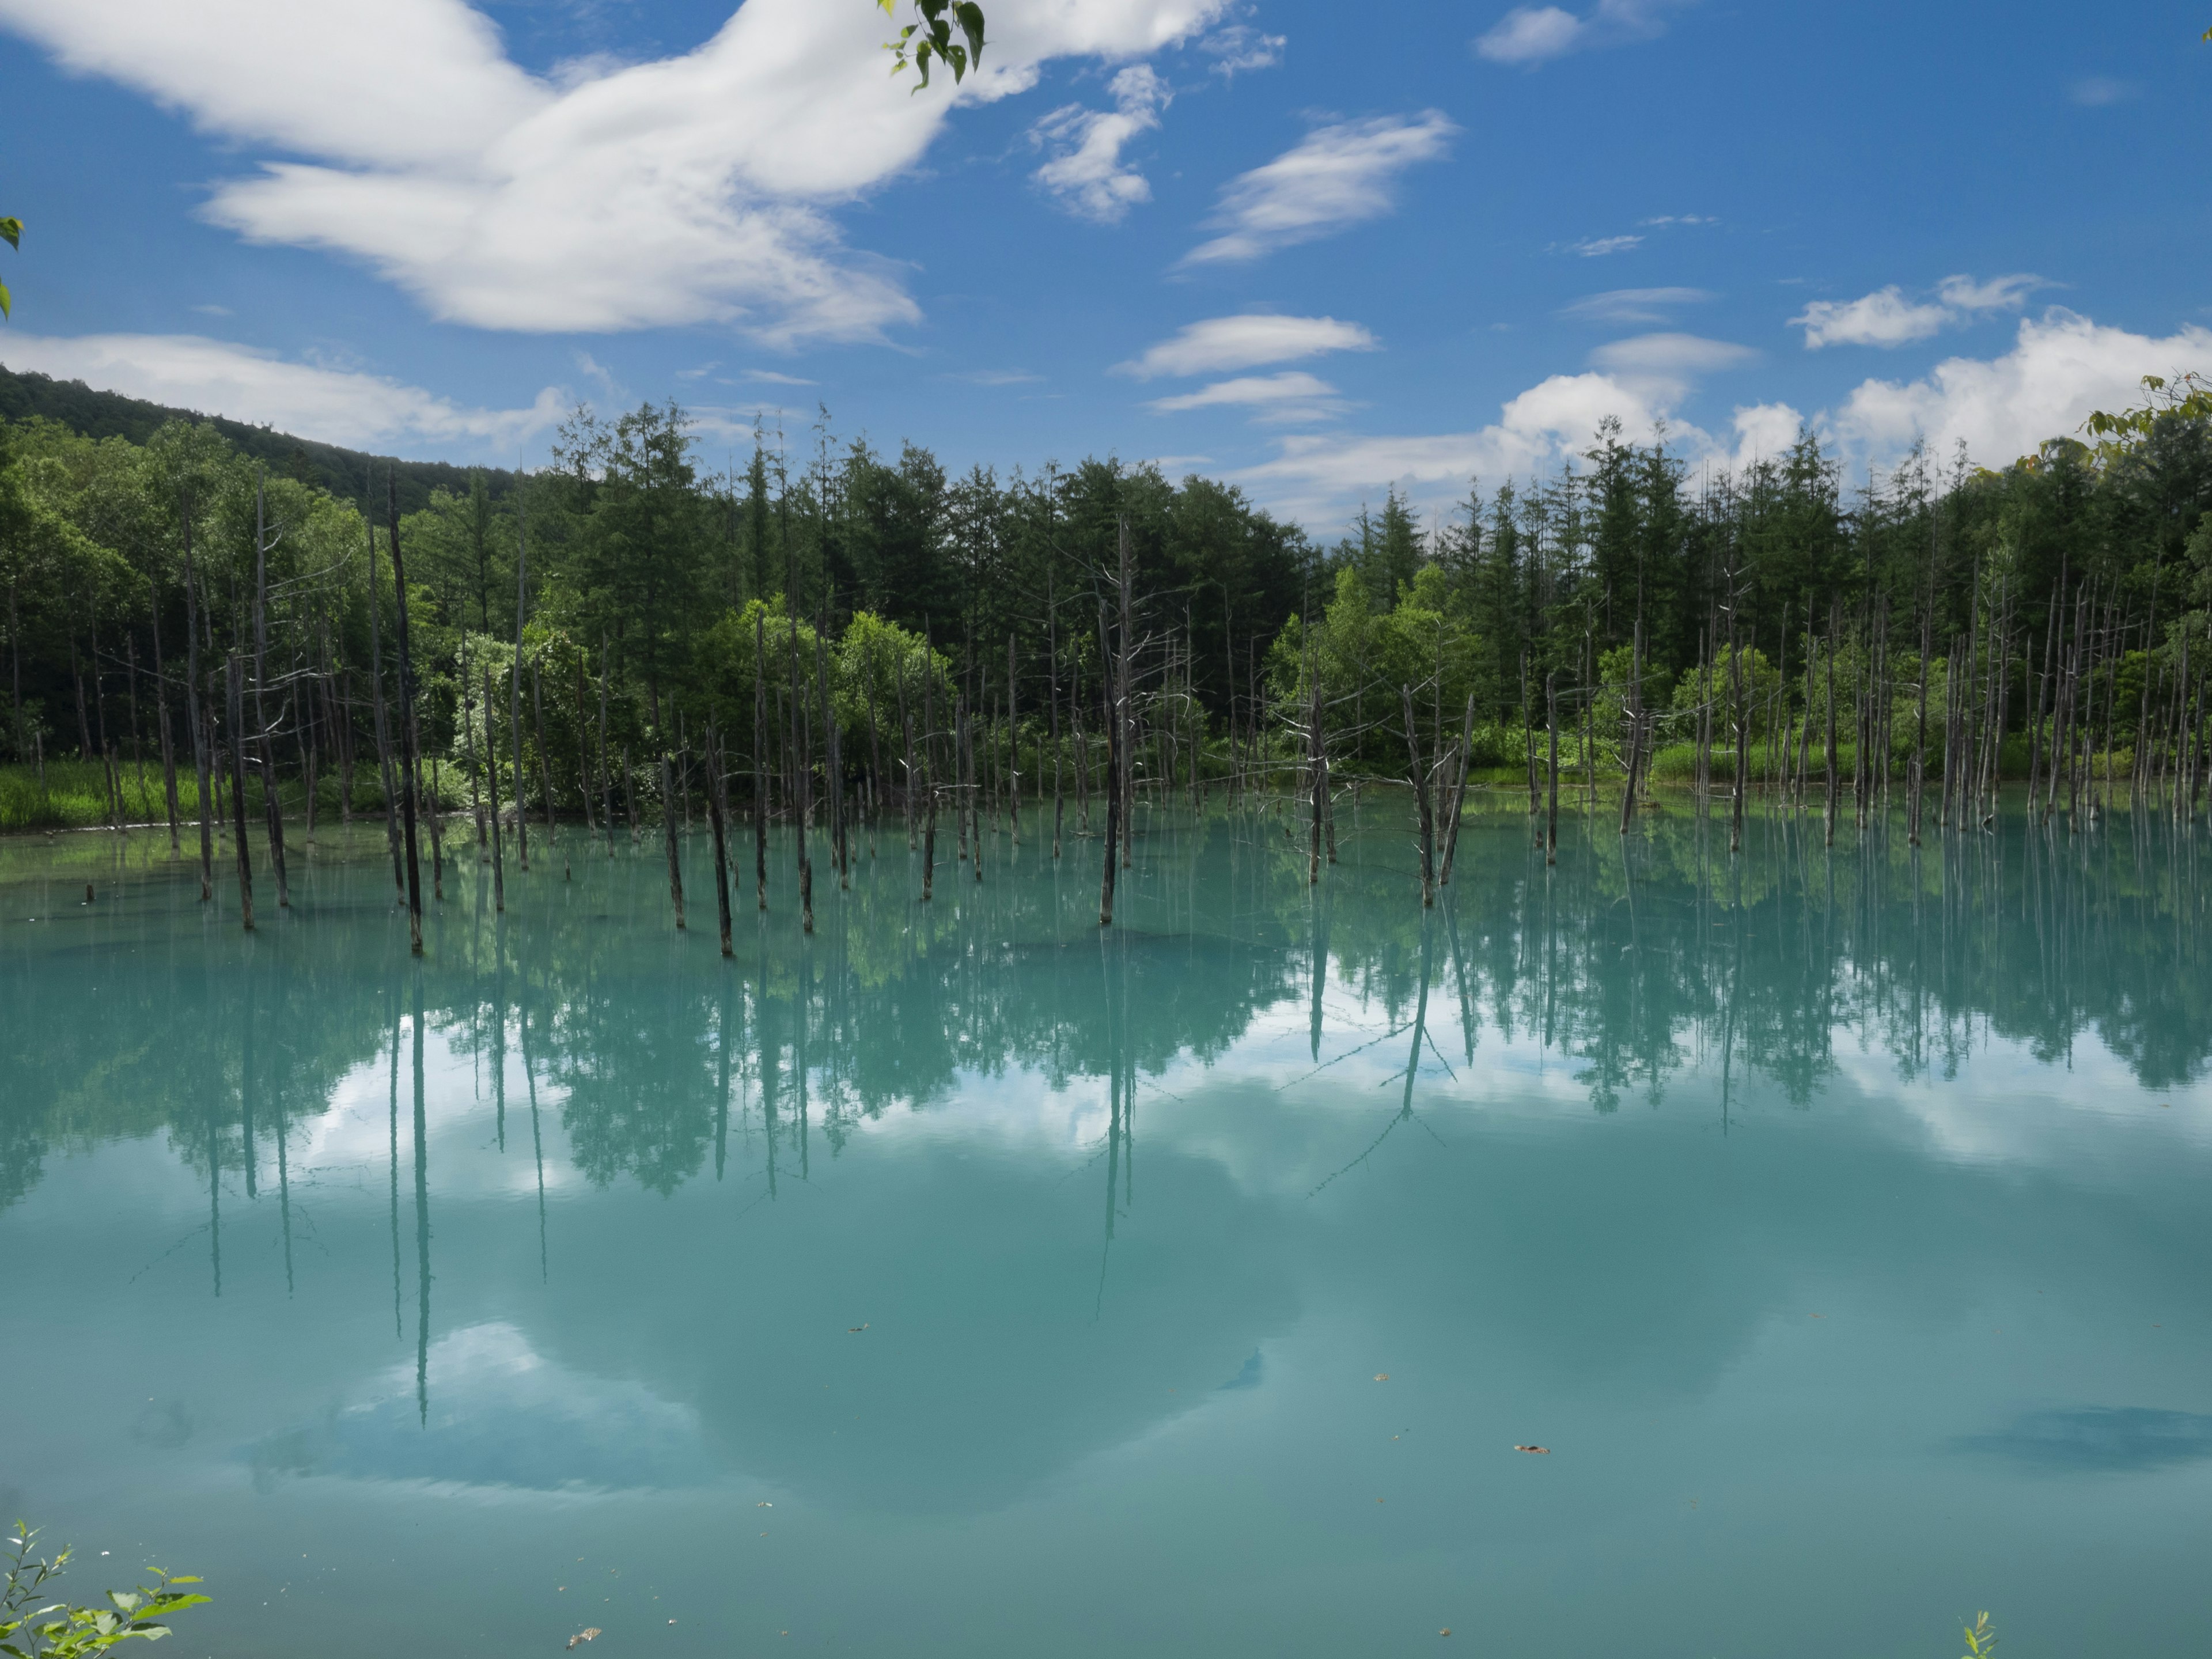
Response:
[952, 2, 984, 70]
[0, 278, 12, 321]
[0, 218, 20, 251]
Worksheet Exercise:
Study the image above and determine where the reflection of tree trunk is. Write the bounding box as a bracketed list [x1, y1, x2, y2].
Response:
[1442, 892, 1476, 1065]
[520, 978, 548, 1280]
[206, 1089, 222, 1301]
[412, 970, 432, 1425]
[715, 968, 736, 1181]
[1400, 910, 1433, 1119]
[759, 978, 780, 1201]
[1309, 879, 1332, 1062]
[491, 919, 507, 1152]
[387, 990, 402, 1335]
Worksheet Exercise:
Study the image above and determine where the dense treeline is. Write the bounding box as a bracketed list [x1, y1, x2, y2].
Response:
[6, 389, 2212, 897]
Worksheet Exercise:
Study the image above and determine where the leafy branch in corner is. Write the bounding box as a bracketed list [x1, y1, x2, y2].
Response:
[876, 0, 986, 89]
[1, 1522, 209, 1659]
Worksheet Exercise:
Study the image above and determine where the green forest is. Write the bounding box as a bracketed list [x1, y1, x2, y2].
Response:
[5, 374, 2212, 868]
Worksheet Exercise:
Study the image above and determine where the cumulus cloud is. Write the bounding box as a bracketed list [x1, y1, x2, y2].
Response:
[0, 0, 1230, 341]
[1794, 272, 2042, 349]
[1224, 302, 2212, 531]
[1031, 65, 1172, 223]
[1146, 370, 1344, 423]
[1181, 111, 1456, 264]
[1474, 0, 1691, 67]
[0, 332, 565, 456]
[1830, 309, 2212, 471]
[1113, 313, 1377, 379]
[1561, 287, 1715, 324]
[1228, 369, 1691, 527]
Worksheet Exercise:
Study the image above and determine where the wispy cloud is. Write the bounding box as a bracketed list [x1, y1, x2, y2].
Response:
[2069, 76, 2137, 107]
[1561, 287, 1715, 324]
[1795, 273, 2044, 349]
[1588, 331, 1754, 399]
[740, 368, 816, 385]
[0, 331, 564, 455]
[946, 368, 1044, 386]
[1181, 111, 1456, 264]
[1198, 20, 1285, 77]
[1031, 65, 1173, 225]
[1146, 370, 1346, 423]
[1113, 313, 1378, 380]
[1474, 0, 1692, 67]
[1567, 234, 1641, 257]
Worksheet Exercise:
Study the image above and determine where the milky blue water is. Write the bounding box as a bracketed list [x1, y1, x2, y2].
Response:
[2, 796, 2208, 1658]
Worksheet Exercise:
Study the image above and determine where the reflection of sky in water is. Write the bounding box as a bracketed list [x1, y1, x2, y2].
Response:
[247, 1323, 711, 1494]
[1956, 1407, 2212, 1474]
[8, 815, 2212, 1659]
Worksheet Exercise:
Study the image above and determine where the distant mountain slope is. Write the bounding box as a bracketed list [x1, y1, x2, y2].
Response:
[0, 360, 518, 516]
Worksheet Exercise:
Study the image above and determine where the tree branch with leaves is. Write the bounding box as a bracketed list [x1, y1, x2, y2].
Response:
[877, 0, 986, 89]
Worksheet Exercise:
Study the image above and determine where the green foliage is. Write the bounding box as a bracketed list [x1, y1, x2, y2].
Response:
[0, 211, 17, 320]
[1, 1524, 207, 1659]
[1958, 1610, 1997, 1657]
[877, 0, 985, 88]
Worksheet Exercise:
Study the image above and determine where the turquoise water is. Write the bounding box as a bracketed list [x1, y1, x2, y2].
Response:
[2, 796, 2209, 1658]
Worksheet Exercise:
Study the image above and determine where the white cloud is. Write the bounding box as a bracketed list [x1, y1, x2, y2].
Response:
[1113, 313, 1378, 379]
[1181, 111, 1456, 264]
[1198, 21, 1285, 77]
[0, 332, 565, 455]
[1145, 370, 1344, 422]
[1228, 369, 1690, 527]
[947, 368, 1045, 385]
[1474, 6, 1585, 64]
[1588, 331, 1755, 399]
[1726, 402, 1806, 471]
[1569, 234, 1643, 257]
[1794, 272, 2042, 349]
[0, 0, 1231, 341]
[1031, 64, 1172, 224]
[1474, 0, 1690, 66]
[741, 368, 815, 386]
[1936, 272, 2040, 312]
[1795, 287, 1952, 349]
[1561, 287, 1715, 324]
[1830, 309, 2212, 471]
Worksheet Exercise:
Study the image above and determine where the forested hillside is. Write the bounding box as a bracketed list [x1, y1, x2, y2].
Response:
[0, 361, 517, 516]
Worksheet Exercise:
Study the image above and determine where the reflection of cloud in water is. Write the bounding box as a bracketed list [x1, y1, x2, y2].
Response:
[1955, 1407, 2212, 1474]
[247, 1322, 711, 1494]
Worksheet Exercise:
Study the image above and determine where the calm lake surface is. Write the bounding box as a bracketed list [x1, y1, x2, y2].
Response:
[2, 796, 2209, 1658]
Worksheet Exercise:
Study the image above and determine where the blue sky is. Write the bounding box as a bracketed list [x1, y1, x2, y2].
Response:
[1, 0, 2206, 533]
